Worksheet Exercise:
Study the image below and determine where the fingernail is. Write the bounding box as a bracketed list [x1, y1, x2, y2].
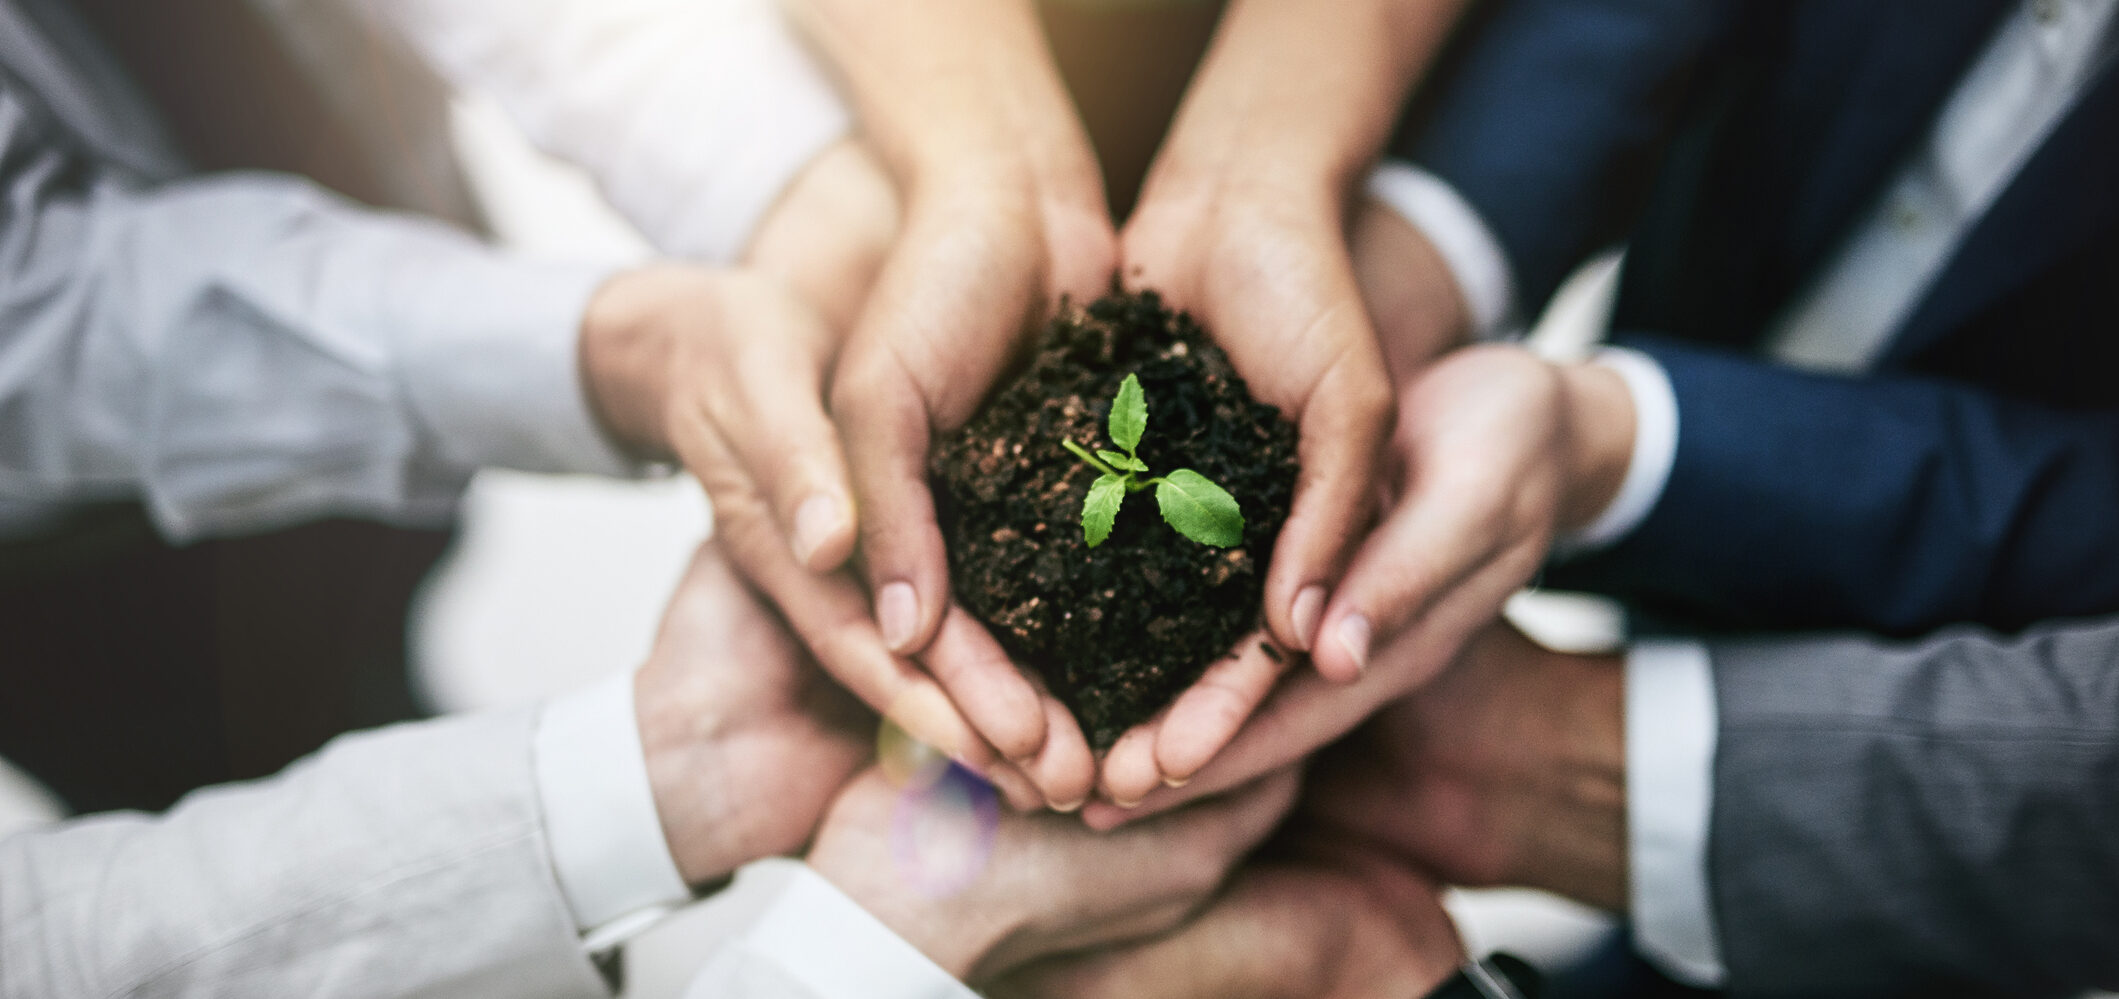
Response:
[1291, 585, 1326, 651]
[1110, 792, 1144, 809]
[988, 768, 1041, 813]
[1336, 613, 1372, 674]
[878, 581, 918, 651]
[1162, 775, 1190, 790]
[790, 493, 844, 567]
[1049, 796, 1086, 813]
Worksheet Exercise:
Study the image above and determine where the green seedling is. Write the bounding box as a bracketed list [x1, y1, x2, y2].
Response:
[1064, 373, 1244, 548]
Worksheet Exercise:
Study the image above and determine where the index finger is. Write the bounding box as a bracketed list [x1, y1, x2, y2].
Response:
[1094, 629, 1292, 807]
[712, 476, 1001, 776]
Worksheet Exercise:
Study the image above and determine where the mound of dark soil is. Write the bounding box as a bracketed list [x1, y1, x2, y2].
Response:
[931, 290, 1300, 749]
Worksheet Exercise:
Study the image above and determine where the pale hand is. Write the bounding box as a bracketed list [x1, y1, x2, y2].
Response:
[808, 765, 1300, 982]
[1303, 622, 1629, 909]
[633, 543, 872, 887]
[987, 838, 1463, 999]
[1085, 345, 1632, 829]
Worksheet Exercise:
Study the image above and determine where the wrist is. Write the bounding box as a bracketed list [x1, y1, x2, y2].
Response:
[1554, 361, 1636, 534]
[899, 116, 1104, 227]
[635, 670, 750, 888]
[1352, 195, 1474, 384]
[1143, 135, 1350, 218]
[796, 0, 1088, 192]
[580, 267, 688, 461]
[807, 834, 1014, 979]
[1484, 628, 1627, 909]
[1155, 0, 1448, 197]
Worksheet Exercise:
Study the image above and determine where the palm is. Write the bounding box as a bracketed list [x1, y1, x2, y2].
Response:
[989, 852, 1459, 999]
[636, 545, 872, 880]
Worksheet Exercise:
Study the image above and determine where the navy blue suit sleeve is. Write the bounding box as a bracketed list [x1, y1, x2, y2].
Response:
[1401, 0, 1737, 313]
[1546, 336, 2119, 635]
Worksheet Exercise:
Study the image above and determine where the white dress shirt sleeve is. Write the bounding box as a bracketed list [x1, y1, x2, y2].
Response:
[0, 111, 638, 541]
[0, 706, 610, 999]
[1625, 639, 1728, 987]
[345, 0, 851, 263]
[685, 866, 980, 999]
[1553, 345, 1680, 556]
[532, 671, 694, 951]
[1365, 158, 1519, 338]
[531, 678, 987, 990]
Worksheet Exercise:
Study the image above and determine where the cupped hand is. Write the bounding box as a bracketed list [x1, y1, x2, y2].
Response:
[581, 141, 1054, 808]
[580, 139, 893, 574]
[1309, 343, 1630, 684]
[826, 176, 1113, 808]
[787, 0, 1119, 808]
[1086, 344, 1633, 827]
[1096, 177, 1395, 804]
[807, 764, 1300, 983]
[633, 542, 873, 887]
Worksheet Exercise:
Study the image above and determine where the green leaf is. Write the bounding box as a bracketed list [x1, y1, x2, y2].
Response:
[1082, 473, 1127, 547]
[1097, 449, 1149, 473]
[1154, 469, 1244, 547]
[1109, 373, 1147, 453]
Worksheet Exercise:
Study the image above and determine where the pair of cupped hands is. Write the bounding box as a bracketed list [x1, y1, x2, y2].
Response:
[585, 1, 1640, 988]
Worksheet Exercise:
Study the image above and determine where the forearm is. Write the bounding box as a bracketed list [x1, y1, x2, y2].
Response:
[784, 0, 1093, 194]
[1153, 0, 1468, 198]
[0, 710, 604, 999]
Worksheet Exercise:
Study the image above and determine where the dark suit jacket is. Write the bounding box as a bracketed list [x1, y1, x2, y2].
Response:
[1398, 0, 2119, 636]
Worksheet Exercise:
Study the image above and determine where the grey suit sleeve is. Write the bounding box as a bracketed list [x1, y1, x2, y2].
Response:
[1706, 619, 2119, 997]
[0, 707, 610, 999]
[0, 68, 632, 542]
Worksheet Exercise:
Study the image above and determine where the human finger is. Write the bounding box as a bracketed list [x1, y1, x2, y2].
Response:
[1151, 630, 1294, 786]
[688, 278, 859, 572]
[918, 603, 1051, 773]
[1017, 668, 1097, 811]
[831, 194, 1049, 655]
[1307, 463, 1504, 686]
[709, 467, 1004, 777]
[1268, 346, 1395, 677]
[1094, 704, 1170, 810]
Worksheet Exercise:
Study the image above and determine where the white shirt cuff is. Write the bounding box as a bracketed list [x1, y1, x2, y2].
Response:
[1557, 346, 1679, 555]
[1625, 639, 1727, 987]
[1365, 159, 1517, 338]
[533, 671, 692, 947]
[390, 248, 642, 479]
[686, 865, 978, 999]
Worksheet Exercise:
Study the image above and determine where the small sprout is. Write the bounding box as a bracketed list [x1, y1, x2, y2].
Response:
[1064, 373, 1244, 548]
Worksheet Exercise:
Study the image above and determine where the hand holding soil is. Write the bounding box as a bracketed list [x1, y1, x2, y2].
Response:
[932, 290, 1299, 753]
